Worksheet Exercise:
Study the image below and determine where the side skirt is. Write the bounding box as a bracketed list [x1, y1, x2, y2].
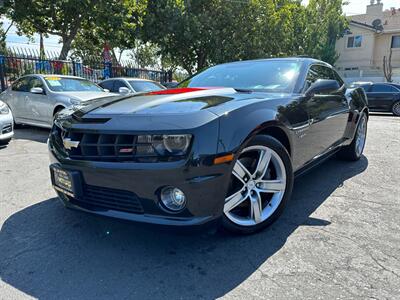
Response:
[294, 147, 340, 179]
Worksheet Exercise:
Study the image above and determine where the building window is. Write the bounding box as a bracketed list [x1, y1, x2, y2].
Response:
[347, 35, 362, 48]
[391, 36, 400, 48]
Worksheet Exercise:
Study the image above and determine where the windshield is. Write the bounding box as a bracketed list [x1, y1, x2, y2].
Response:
[179, 60, 301, 93]
[129, 80, 165, 92]
[44, 77, 104, 92]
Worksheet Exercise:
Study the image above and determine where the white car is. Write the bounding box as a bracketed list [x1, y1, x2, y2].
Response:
[99, 77, 166, 94]
[0, 100, 14, 145]
[0, 75, 118, 129]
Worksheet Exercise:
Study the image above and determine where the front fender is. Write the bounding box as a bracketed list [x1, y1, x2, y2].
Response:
[343, 87, 369, 144]
[217, 104, 290, 154]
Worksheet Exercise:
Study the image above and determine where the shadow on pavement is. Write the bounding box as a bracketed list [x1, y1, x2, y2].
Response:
[12, 125, 50, 143]
[0, 156, 368, 299]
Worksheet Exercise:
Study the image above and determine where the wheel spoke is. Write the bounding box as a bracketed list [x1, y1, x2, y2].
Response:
[224, 188, 247, 212]
[250, 192, 262, 223]
[257, 179, 285, 193]
[253, 149, 272, 180]
[233, 160, 251, 182]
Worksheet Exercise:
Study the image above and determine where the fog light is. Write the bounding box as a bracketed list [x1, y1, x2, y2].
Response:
[160, 187, 186, 211]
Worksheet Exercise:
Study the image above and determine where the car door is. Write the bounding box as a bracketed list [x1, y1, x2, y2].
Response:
[7, 76, 32, 121]
[366, 84, 398, 110]
[301, 64, 349, 161]
[25, 76, 52, 124]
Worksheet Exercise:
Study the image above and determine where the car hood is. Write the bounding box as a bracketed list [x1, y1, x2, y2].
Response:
[72, 87, 293, 118]
[54, 91, 119, 101]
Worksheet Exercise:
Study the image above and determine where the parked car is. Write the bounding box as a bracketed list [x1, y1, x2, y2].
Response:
[99, 77, 165, 94]
[349, 82, 400, 116]
[162, 81, 179, 89]
[0, 75, 117, 129]
[49, 58, 368, 234]
[0, 100, 14, 145]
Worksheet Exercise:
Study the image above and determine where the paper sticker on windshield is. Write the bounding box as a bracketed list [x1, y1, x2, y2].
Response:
[46, 76, 61, 80]
[46, 79, 62, 87]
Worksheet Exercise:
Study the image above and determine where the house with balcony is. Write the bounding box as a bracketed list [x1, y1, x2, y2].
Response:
[335, 0, 400, 82]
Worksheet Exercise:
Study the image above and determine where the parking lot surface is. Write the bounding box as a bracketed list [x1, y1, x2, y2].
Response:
[0, 115, 399, 300]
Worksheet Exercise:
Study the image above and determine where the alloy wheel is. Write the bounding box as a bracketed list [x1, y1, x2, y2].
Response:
[355, 115, 367, 157]
[392, 102, 400, 116]
[224, 145, 286, 227]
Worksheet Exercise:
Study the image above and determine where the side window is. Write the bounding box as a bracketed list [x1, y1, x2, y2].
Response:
[29, 78, 44, 89]
[371, 84, 396, 93]
[99, 80, 113, 91]
[12, 77, 31, 92]
[332, 70, 345, 87]
[304, 65, 335, 90]
[112, 80, 128, 93]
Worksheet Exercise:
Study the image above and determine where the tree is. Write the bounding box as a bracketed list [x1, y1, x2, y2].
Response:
[70, 0, 148, 64]
[4, 0, 99, 59]
[303, 0, 348, 65]
[4, 0, 147, 60]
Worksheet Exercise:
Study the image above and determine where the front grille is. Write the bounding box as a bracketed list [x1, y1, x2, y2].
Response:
[2, 124, 12, 134]
[69, 185, 144, 214]
[52, 125, 182, 162]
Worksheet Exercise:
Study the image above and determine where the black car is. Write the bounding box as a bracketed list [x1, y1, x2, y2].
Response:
[350, 82, 400, 116]
[49, 58, 368, 234]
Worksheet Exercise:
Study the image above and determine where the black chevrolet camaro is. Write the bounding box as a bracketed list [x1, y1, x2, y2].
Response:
[49, 58, 368, 234]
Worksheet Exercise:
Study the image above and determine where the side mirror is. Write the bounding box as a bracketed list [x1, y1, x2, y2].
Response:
[306, 79, 340, 97]
[103, 88, 110, 93]
[119, 87, 131, 94]
[30, 87, 44, 94]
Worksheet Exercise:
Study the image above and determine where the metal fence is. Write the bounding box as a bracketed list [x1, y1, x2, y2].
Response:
[0, 50, 172, 91]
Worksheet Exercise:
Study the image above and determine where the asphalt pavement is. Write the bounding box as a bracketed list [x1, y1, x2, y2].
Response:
[0, 114, 399, 299]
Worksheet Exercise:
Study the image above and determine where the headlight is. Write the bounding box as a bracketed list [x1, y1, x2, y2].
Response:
[136, 134, 192, 156]
[0, 102, 10, 115]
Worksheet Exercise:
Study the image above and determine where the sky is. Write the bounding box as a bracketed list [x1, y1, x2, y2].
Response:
[2, 0, 400, 56]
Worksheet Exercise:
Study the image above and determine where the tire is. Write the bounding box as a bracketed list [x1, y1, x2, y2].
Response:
[222, 135, 293, 234]
[53, 107, 65, 117]
[392, 101, 400, 116]
[337, 112, 368, 161]
[0, 138, 11, 146]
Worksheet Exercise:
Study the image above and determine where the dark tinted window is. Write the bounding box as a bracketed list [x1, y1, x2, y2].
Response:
[112, 80, 128, 93]
[99, 80, 114, 91]
[179, 60, 302, 93]
[12, 77, 31, 92]
[359, 84, 372, 92]
[332, 70, 345, 86]
[304, 65, 335, 90]
[129, 81, 164, 92]
[371, 84, 397, 93]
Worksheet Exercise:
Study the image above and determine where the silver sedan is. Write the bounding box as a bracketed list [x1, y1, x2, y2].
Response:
[0, 75, 118, 129]
[0, 100, 14, 145]
[99, 77, 165, 94]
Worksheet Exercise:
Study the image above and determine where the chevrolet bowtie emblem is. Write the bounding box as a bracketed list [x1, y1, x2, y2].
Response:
[62, 138, 80, 150]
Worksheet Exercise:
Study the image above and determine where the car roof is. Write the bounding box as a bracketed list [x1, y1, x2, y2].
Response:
[22, 74, 86, 80]
[100, 77, 157, 82]
[218, 57, 333, 68]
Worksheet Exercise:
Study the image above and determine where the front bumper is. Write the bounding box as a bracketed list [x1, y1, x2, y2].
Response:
[48, 138, 232, 227]
[0, 113, 14, 141]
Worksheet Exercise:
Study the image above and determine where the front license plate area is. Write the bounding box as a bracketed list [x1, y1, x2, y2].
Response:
[50, 165, 83, 198]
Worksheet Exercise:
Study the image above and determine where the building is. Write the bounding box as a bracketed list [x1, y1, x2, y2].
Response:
[335, 0, 400, 82]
